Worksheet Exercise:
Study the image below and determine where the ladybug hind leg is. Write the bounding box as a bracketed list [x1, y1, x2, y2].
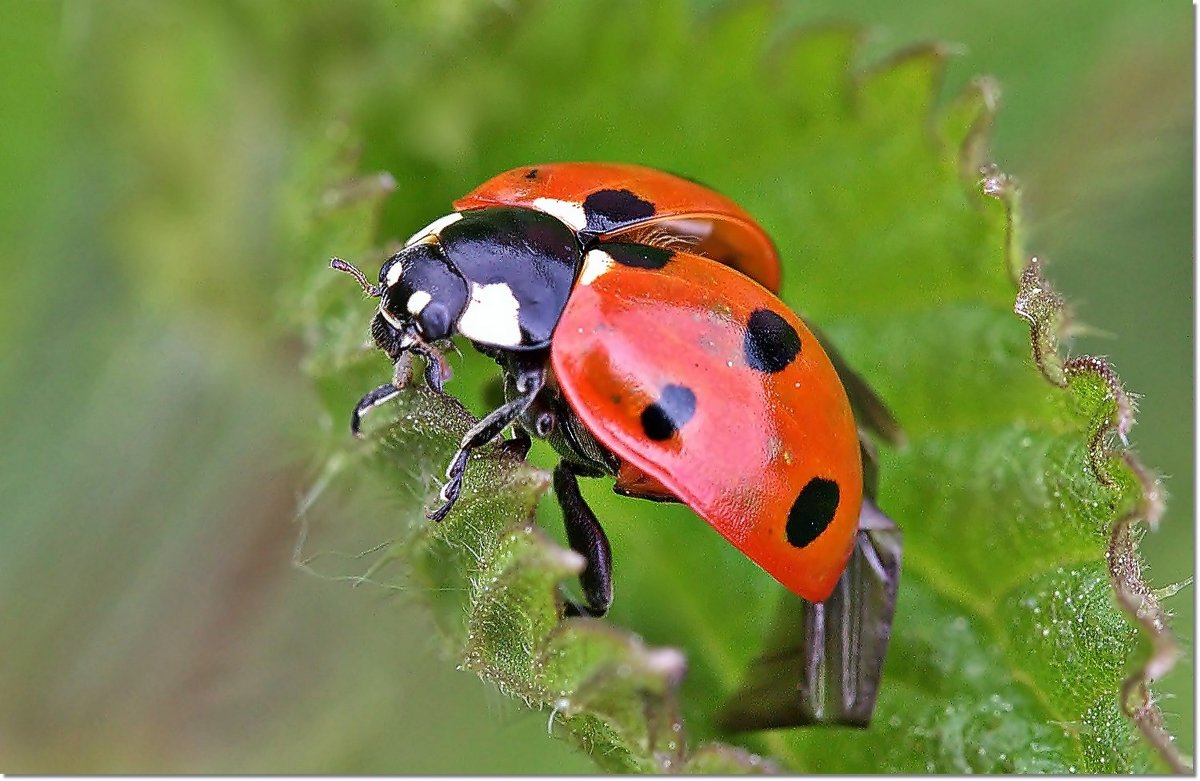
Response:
[718, 500, 902, 731]
[426, 364, 546, 522]
[552, 462, 613, 618]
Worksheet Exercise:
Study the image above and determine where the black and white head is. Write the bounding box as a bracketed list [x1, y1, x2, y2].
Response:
[378, 242, 470, 348]
[330, 236, 469, 389]
[334, 206, 582, 369]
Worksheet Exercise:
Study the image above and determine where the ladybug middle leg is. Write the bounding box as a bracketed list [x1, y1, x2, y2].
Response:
[482, 375, 534, 458]
[427, 363, 546, 522]
[552, 462, 614, 618]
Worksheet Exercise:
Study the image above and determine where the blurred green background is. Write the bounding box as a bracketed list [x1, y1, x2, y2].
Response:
[0, 0, 1190, 773]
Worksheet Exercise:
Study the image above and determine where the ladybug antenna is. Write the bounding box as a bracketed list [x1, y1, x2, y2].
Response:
[330, 257, 382, 298]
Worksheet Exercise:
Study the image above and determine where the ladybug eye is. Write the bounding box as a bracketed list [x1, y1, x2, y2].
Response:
[377, 242, 468, 341]
[380, 287, 413, 323]
[417, 302, 453, 341]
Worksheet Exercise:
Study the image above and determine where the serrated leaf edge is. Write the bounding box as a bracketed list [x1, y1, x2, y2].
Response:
[989, 170, 1188, 773]
[851, 35, 1185, 769]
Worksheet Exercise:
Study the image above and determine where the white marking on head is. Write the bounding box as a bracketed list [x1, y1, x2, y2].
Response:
[385, 259, 406, 287]
[532, 197, 587, 231]
[457, 282, 523, 347]
[578, 249, 615, 286]
[406, 290, 432, 315]
[405, 212, 464, 246]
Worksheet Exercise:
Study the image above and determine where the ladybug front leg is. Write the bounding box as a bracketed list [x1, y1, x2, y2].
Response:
[427, 364, 546, 522]
[552, 462, 614, 618]
[350, 383, 404, 437]
[350, 343, 440, 437]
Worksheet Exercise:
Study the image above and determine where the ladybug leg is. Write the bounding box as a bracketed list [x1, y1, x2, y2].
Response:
[349, 348, 429, 436]
[719, 501, 901, 731]
[426, 365, 546, 522]
[498, 426, 533, 459]
[350, 383, 404, 437]
[409, 340, 450, 393]
[482, 376, 534, 458]
[552, 462, 613, 618]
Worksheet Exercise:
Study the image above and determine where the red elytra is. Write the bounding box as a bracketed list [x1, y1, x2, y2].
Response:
[551, 243, 862, 602]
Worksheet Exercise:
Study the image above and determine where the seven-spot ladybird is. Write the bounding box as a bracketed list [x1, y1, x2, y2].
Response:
[331, 163, 902, 728]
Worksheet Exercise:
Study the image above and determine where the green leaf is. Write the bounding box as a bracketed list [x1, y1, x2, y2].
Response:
[291, 1, 1186, 773]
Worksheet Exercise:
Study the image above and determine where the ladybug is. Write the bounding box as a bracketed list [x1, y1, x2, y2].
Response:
[332, 163, 902, 728]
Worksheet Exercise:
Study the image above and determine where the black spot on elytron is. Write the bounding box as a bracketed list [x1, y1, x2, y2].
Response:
[786, 477, 840, 548]
[523, 168, 539, 180]
[582, 188, 656, 234]
[743, 308, 801, 373]
[601, 242, 673, 270]
[640, 384, 697, 441]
